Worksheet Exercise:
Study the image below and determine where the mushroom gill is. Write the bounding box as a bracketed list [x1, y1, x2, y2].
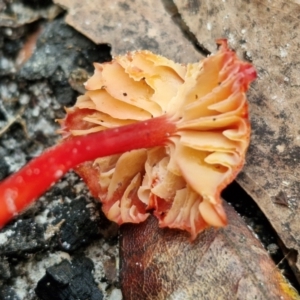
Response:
[59, 40, 256, 239]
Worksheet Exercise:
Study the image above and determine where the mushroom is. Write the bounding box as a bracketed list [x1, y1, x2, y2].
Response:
[0, 40, 256, 238]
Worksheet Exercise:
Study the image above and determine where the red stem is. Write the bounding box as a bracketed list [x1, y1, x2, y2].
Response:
[0, 115, 176, 228]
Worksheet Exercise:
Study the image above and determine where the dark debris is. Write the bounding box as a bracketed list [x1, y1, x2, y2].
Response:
[19, 17, 111, 105]
[0, 157, 9, 180]
[0, 219, 46, 256]
[0, 3, 119, 299]
[52, 196, 102, 252]
[0, 171, 116, 256]
[35, 256, 103, 300]
[0, 285, 20, 300]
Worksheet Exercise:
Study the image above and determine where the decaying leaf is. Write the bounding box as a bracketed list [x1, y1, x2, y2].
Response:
[172, 0, 300, 279]
[120, 201, 300, 300]
[53, 0, 201, 64]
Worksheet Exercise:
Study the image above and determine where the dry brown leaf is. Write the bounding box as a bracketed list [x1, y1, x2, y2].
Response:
[120, 201, 299, 300]
[53, 0, 201, 63]
[173, 0, 300, 279]
[0, 2, 61, 27]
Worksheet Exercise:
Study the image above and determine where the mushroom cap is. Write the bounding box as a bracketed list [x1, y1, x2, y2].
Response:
[59, 40, 256, 239]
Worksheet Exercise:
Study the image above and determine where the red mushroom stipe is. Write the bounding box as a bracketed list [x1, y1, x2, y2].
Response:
[0, 40, 256, 238]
